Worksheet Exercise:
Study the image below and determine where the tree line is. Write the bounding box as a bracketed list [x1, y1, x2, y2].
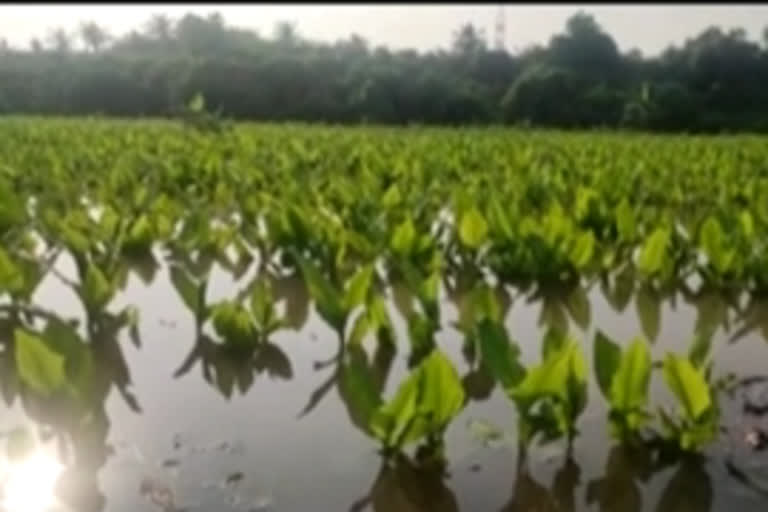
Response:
[1, 11, 768, 132]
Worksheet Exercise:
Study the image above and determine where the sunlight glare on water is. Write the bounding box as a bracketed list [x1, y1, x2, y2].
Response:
[1, 452, 64, 512]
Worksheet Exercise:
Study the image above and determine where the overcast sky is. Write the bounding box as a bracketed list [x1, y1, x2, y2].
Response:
[1, 4, 767, 55]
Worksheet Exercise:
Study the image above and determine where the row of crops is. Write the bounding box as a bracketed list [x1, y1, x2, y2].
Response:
[1, 118, 767, 463]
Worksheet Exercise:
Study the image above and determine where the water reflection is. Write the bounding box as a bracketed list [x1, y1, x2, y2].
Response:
[1, 449, 64, 512]
[351, 449, 458, 512]
[174, 334, 292, 400]
[1, 249, 768, 511]
[586, 445, 653, 512]
[0, 303, 139, 512]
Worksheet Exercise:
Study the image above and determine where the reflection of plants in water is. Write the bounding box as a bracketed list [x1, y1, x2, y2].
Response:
[294, 253, 383, 341]
[475, 314, 587, 447]
[510, 329, 588, 446]
[0, 304, 141, 512]
[171, 265, 294, 398]
[350, 444, 458, 512]
[657, 350, 720, 452]
[587, 443, 713, 512]
[368, 350, 465, 454]
[501, 441, 583, 512]
[209, 279, 286, 352]
[308, 343, 465, 456]
[587, 444, 654, 512]
[174, 333, 292, 400]
[594, 331, 654, 441]
[0, 426, 66, 512]
[654, 455, 713, 512]
[593, 328, 726, 452]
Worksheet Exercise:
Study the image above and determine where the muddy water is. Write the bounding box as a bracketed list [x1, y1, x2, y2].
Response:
[2, 252, 768, 512]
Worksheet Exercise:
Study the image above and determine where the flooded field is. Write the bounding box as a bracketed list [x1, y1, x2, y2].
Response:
[2, 250, 768, 512]
[2, 120, 768, 511]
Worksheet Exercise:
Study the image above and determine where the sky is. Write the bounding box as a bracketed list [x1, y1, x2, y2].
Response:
[0, 4, 767, 56]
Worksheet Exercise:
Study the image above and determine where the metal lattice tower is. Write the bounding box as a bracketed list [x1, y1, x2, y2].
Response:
[494, 4, 506, 51]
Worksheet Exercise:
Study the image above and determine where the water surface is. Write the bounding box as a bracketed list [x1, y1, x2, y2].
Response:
[2, 251, 768, 512]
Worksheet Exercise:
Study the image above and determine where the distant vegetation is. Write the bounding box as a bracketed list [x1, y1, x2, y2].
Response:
[1, 11, 768, 132]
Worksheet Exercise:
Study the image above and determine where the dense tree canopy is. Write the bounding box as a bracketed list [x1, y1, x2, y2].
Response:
[1, 10, 768, 132]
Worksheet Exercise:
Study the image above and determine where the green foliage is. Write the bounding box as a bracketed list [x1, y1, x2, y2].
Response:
[14, 329, 67, 396]
[81, 262, 115, 312]
[458, 207, 488, 249]
[659, 353, 718, 452]
[0, 115, 764, 462]
[637, 227, 670, 279]
[483, 327, 589, 445]
[370, 349, 465, 450]
[0, 10, 766, 132]
[210, 280, 286, 352]
[593, 331, 652, 438]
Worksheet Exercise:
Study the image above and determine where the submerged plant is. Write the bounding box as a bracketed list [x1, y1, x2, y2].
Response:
[210, 279, 285, 352]
[658, 348, 719, 452]
[369, 349, 466, 453]
[593, 331, 653, 441]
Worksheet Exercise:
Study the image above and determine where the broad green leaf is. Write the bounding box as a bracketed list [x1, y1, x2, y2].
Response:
[570, 231, 595, 269]
[370, 369, 422, 447]
[14, 329, 66, 396]
[381, 184, 402, 208]
[251, 279, 280, 333]
[418, 350, 466, 430]
[125, 214, 153, 250]
[593, 330, 621, 400]
[565, 286, 591, 330]
[211, 301, 257, 349]
[637, 227, 669, 276]
[339, 347, 383, 435]
[59, 222, 90, 256]
[406, 312, 435, 361]
[475, 319, 525, 391]
[419, 271, 440, 314]
[699, 216, 723, 258]
[699, 216, 729, 272]
[390, 217, 416, 256]
[294, 252, 346, 331]
[458, 208, 488, 249]
[82, 263, 113, 311]
[344, 264, 374, 310]
[662, 354, 712, 421]
[610, 338, 651, 417]
[42, 319, 93, 399]
[368, 296, 393, 338]
[575, 187, 597, 222]
[0, 247, 24, 294]
[348, 313, 371, 346]
[98, 206, 119, 239]
[688, 333, 712, 370]
[542, 327, 568, 360]
[371, 349, 464, 448]
[458, 283, 501, 331]
[169, 265, 203, 314]
[512, 347, 571, 408]
[635, 286, 661, 343]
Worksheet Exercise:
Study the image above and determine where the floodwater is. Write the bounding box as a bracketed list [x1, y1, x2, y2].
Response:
[2, 250, 768, 512]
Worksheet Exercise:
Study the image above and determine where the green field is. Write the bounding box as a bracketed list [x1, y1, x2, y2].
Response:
[2, 118, 768, 510]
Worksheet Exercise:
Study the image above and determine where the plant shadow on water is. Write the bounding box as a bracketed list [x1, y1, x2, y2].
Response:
[2, 247, 768, 511]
